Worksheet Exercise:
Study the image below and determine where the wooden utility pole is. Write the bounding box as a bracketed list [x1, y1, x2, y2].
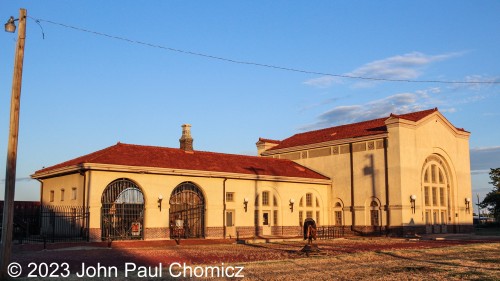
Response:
[1, 8, 27, 279]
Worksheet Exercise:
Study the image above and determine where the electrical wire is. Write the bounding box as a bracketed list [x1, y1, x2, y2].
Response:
[33, 17, 499, 85]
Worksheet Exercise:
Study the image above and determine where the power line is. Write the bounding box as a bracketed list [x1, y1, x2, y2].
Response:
[33, 17, 499, 85]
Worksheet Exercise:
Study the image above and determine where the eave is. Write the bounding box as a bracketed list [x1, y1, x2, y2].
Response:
[31, 163, 332, 185]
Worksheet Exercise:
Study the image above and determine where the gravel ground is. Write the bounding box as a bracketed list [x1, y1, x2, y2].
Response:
[9, 238, 500, 280]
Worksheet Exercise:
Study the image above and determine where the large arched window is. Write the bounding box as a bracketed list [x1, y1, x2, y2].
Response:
[422, 156, 450, 226]
[101, 178, 145, 241]
[254, 190, 280, 229]
[298, 192, 321, 226]
[169, 182, 205, 238]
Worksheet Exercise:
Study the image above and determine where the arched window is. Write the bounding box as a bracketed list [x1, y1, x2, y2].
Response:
[298, 192, 321, 226]
[255, 190, 280, 227]
[334, 201, 343, 226]
[422, 156, 450, 226]
[369, 200, 380, 226]
[101, 178, 145, 241]
[169, 182, 205, 238]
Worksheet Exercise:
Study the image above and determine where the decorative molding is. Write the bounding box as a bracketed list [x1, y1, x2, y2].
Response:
[32, 163, 332, 185]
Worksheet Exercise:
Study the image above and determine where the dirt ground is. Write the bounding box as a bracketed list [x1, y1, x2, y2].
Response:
[9, 237, 500, 280]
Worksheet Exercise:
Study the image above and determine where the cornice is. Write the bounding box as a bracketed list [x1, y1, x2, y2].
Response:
[261, 133, 388, 156]
[31, 163, 332, 185]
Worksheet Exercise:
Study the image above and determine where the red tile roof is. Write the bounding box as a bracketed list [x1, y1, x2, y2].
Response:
[267, 108, 452, 151]
[34, 143, 329, 180]
[257, 138, 282, 144]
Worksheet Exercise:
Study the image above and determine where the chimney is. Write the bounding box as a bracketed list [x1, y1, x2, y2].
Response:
[179, 124, 193, 151]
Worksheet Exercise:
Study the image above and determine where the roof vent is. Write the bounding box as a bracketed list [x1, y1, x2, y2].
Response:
[179, 124, 193, 151]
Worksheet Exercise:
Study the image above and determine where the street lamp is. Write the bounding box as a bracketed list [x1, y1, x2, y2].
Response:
[0, 8, 27, 279]
[4, 16, 16, 33]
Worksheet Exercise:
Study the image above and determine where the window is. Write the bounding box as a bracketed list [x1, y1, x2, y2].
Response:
[262, 191, 269, 206]
[422, 156, 450, 226]
[370, 210, 379, 226]
[299, 197, 303, 207]
[273, 196, 278, 207]
[226, 211, 234, 227]
[439, 188, 445, 206]
[255, 195, 259, 206]
[316, 211, 320, 225]
[335, 211, 342, 225]
[299, 211, 303, 226]
[262, 212, 269, 225]
[431, 164, 436, 183]
[60, 189, 65, 201]
[316, 198, 320, 207]
[306, 193, 312, 207]
[226, 192, 234, 202]
[424, 186, 430, 206]
[306, 211, 313, 219]
[71, 188, 77, 200]
[49, 190, 54, 202]
[432, 187, 437, 206]
[273, 210, 278, 225]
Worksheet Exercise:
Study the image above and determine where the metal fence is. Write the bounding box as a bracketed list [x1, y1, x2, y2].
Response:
[316, 226, 345, 239]
[6, 205, 90, 245]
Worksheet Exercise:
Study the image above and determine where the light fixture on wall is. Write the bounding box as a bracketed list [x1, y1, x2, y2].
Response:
[289, 198, 295, 212]
[158, 194, 163, 211]
[243, 198, 249, 212]
[410, 194, 417, 214]
[465, 197, 471, 213]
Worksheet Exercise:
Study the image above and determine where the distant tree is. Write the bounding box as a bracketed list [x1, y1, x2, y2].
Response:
[480, 168, 500, 222]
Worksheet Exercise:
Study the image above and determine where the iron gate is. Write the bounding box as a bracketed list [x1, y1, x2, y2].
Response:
[101, 178, 145, 241]
[169, 182, 205, 238]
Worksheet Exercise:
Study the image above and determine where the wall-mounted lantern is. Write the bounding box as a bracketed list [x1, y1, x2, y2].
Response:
[289, 198, 295, 212]
[243, 197, 249, 212]
[410, 194, 417, 214]
[465, 197, 471, 213]
[158, 194, 163, 211]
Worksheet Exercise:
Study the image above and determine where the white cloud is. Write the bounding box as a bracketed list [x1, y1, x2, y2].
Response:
[303, 52, 462, 89]
[300, 92, 427, 130]
[298, 84, 476, 131]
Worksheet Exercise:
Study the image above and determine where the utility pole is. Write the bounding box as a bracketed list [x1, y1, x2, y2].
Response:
[1, 8, 27, 279]
[476, 193, 481, 224]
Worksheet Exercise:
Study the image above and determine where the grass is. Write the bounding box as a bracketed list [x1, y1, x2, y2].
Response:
[14, 239, 500, 280]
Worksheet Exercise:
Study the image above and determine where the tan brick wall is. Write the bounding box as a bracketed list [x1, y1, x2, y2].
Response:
[144, 227, 169, 239]
[89, 228, 101, 241]
[206, 227, 224, 238]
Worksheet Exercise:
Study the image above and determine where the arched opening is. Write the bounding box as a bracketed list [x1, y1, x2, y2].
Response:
[298, 192, 321, 227]
[422, 155, 451, 233]
[101, 178, 145, 241]
[334, 201, 343, 226]
[169, 182, 205, 239]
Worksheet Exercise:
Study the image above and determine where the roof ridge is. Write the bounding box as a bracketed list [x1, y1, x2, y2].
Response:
[289, 116, 388, 139]
[118, 142, 302, 163]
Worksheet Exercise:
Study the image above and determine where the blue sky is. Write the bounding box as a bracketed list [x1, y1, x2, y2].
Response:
[0, 1, 499, 213]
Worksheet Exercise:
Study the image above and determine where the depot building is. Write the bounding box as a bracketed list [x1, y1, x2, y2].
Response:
[31, 108, 473, 241]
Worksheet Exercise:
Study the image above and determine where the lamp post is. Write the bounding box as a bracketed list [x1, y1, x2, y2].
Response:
[1, 8, 27, 279]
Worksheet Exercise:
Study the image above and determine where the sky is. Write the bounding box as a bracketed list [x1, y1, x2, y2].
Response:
[0, 1, 499, 214]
